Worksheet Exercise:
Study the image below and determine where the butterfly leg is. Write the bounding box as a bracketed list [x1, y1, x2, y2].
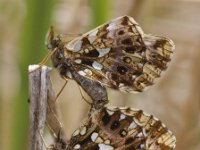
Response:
[76, 84, 92, 105]
[54, 77, 69, 103]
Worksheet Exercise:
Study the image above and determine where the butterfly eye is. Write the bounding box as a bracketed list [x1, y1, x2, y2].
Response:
[59, 54, 63, 60]
[52, 49, 63, 63]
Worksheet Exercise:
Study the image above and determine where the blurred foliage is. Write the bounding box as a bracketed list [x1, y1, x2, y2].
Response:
[0, 0, 200, 150]
[11, 0, 55, 150]
[89, 0, 110, 27]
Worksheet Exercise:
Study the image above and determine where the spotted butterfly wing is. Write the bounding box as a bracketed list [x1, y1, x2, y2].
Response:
[62, 16, 175, 93]
[67, 107, 176, 150]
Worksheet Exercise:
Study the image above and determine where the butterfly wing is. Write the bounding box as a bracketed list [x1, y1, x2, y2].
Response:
[65, 16, 175, 93]
[67, 107, 176, 150]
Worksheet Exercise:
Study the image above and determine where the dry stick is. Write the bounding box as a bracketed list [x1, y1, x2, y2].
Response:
[28, 65, 67, 150]
[28, 64, 108, 149]
[28, 65, 49, 150]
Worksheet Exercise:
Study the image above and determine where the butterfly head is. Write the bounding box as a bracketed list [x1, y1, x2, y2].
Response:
[45, 26, 68, 72]
[45, 26, 61, 50]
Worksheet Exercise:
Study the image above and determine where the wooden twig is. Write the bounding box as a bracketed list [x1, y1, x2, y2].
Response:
[28, 64, 108, 149]
[28, 65, 67, 150]
[28, 65, 50, 150]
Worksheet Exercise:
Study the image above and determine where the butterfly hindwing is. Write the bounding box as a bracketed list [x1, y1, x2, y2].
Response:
[67, 107, 176, 150]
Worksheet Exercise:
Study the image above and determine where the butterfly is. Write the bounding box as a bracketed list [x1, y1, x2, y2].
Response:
[66, 106, 176, 150]
[70, 70, 108, 109]
[46, 15, 175, 93]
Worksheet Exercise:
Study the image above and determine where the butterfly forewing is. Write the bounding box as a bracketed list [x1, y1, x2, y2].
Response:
[67, 107, 176, 150]
[63, 16, 175, 93]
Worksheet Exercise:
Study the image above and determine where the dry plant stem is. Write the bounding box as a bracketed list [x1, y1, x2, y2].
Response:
[28, 65, 49, 150]
[28, 65, 67, 150]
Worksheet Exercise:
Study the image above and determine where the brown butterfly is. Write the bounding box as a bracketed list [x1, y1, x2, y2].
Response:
[46, 15, 175, 93]
[67, 106, 176, 150]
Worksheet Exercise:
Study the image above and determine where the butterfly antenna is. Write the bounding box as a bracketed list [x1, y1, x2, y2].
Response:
[62, 33, 82, 37]
[29, 48, 57, 74]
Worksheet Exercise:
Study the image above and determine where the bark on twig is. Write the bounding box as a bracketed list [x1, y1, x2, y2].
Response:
[28, 64, 108, 149]
[28, 65, 50, 150]
[28, 65, 67, 150]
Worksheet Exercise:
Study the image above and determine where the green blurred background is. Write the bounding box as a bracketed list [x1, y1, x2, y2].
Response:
[0, 0, 200, 150]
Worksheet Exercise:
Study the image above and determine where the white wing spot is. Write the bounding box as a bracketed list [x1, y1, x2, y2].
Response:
[136, 25, 144, 36]
[140, 143, 145, 148]
[107, 22, 116, 31]
[132, 75, 137, 80]
[78, 70, 86, 76]
[161, 122, 166, 128]
[144, 40, 155, 47]
[119, 83, 124, 88]
[127, 16, 138, 25]
[97, 48, 110, 57]
[96, 137, 103, 143]
[72, 129, 80, 136]
[91, 132, 98, 142]
[80, 126, 87, 135]
[75, 59, 82, 64]
[66, 71, 72, 78]
[143, 111, 150, 117]
[88, 30, 98, 43]
[106, 110, 114, 115]
[84, 69, 93, 76]
[84, 48, 89, 53]
[119, 114, 126, 121]
[128, 121, 137, 129]
[104, 139, 111, 145]
[137, 132, 143, 137]
[74, 40, 83, 51]
[74, 144, 81, 149]
[92, 61, 103, 70]
[153, 116, 159, 121]
[66, 40, 82, 52]
[120, 130, 127, 136]
[98, 144, 114, 150]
